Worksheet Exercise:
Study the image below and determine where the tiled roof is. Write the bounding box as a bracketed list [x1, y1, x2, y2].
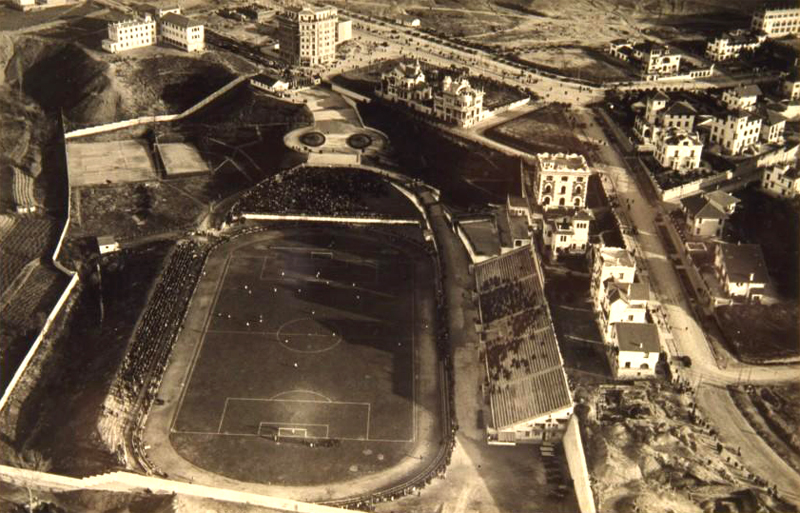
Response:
[664, 101, 696, 117]
[160, 12, 202, 27]
[627, 282, 649, 302]
[718, 243, 770, 284]
[476, 247, 572, 429]
[598, 246, 635, 268]
[681, 195, 727, 220]
[616, 322, 660, 353]
[704, 190, 739, 210]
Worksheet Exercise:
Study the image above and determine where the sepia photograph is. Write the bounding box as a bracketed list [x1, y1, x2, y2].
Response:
[0, 0, 798, 511]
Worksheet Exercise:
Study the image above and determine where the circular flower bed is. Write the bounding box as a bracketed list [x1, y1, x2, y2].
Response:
[300, 131, 326, 147]
[347, 133, 372, 150]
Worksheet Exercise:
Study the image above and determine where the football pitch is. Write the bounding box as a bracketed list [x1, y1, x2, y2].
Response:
[164, 227, 439, 486]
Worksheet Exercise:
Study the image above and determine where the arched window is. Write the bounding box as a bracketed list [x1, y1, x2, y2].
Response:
[543, 196, 551, 206]
[559, 197, 566, 206]
[574, 197, 582, 207]
[574, 186, 582, 196]
[543, 184, 552, 194]
[560, 186, 566, 194]
[640, 363, 650, 370]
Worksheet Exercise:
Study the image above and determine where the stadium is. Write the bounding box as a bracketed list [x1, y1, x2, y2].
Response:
[140, 168, 449, 502]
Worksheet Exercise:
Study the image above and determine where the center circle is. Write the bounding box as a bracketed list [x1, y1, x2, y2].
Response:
[300, 131, 326, 147]
[275, 317, 342, 353]
[346, 133, 372, 150]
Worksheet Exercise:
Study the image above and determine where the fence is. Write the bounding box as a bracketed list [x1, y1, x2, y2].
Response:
[64, 75, 252, 139]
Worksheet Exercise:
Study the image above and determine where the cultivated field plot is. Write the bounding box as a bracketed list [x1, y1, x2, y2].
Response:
[157, 143, 210, 176]
[66, 140, 156, 186]
[169, 228, 432, 485]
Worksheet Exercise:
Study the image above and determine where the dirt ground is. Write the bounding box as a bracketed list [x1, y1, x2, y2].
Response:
[484, 104, 597, 156]
[715, 303, 800, 364]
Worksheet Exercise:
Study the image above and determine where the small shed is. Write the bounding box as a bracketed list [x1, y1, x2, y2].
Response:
[97, 235, 120, 254]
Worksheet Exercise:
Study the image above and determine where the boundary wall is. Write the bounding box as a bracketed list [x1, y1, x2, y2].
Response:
[563, 416, 597, 513]
[64, 75, 252, 140]
[0, 122, 78, 412]
[330, 83, 372, 104]
[242, 213, 419, 224]
[0, 465, 348, 513]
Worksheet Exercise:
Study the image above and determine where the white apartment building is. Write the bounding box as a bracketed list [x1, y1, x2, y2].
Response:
[635, 43, 681, 78]
[760, 110, 786, 144]
[531, 153, 592, 209]
[705, 29, 766, 61]
[635, 92, 696, 145]
[654, 127, 703, 172]
[160, 13, 204, 52]
[433, 76, 486, 128]
[590, 245, 637, 309]
[709, 111, 762, 155]
[762, 163, 800, 198]
[11, 0, 69, 11]
[599, 282, 649, 339]
[751, 6, 800, 38]
[609, 323, 660, 379]
[721, 84, 761, 112]
[714, 243, 770, 301]
[135, 3, 181, 18]
[277, 5, 338, 66]
[783, 78, 800, 101]
[102, 14, 157, 53]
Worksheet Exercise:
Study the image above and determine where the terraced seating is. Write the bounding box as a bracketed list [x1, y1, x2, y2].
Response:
[474, 246, 535, 293]
[12, 171, 36, 209]
[0, 214, 61, 293]
[112, 241, 210, 403]
[231, 166, 392, 219]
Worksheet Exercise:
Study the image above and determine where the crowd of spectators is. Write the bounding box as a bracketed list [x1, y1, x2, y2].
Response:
[478, 279, 539, 324]
[113, 240, 209, 405]
[230, 167, 393, 219]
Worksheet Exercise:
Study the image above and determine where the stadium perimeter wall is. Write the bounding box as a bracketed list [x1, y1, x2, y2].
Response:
[0, 465, 349, 513]
[563, 416, 597, 513]
[63, 75, 252, 140]
[241, 213, 419, 224]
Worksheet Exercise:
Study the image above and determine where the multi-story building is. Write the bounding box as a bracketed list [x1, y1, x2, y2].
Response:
[102, 14, 157, 53]
[541, 210, 592, 261]
[680, 190, 739, 238]
[783, 77, 800, 101]
[751, 6, 800, 38]
[705, 29, 766, 61]
[714, 243, 770, 301]
[762, 163, 800, 197]
[608, 40, 682, 79]
[634, 42, 681, 78]
[531, 153, 591, 209]
[722, 84, 761, 112]
[135, 3, 181, 18]
[608, 323, 660, 379]
[11, 0, 70, 11]
[708, 111, 762, 155]
[760, 109, 786, 144]
[634, 92, 696, 144]
[432, 76, 485, 128]
[378, 60, 431, 106]
[654, 127, 703, 172]
[160, 13, 204, 52]
[590, 245, 637, 309]
[277, 4, 338, 66]
[598, 282, 649, 338]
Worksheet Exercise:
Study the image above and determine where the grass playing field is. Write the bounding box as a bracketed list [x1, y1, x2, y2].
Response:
[166, 226, 440, 486]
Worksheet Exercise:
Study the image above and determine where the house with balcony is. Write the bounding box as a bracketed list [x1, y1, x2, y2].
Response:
[761, 163, 800, 198]
[608, 323, 660, 379]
